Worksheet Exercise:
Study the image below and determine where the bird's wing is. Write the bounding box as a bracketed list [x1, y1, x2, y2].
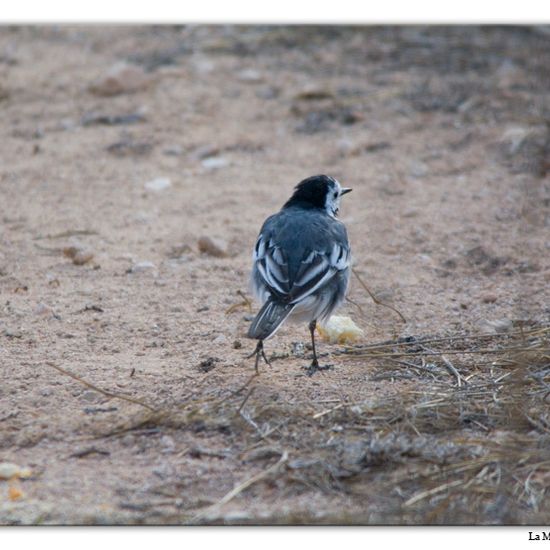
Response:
[288, 242, 350, 304]
[253, 234, 291, 297]
[253, 232, 350, 304]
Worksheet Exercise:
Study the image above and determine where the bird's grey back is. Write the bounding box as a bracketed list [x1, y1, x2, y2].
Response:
[260, 206, 349, 285]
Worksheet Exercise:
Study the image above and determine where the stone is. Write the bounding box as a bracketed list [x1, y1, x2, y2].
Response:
[481, 293, 498, 304]
[409, 160, 429, 178]
[80, 390, 100, 403]
[293, 85, 334, 100]
[167, 243, 192, 259]
[190, 144, 220, 160]
[3, 328, 22, 338]
[63, 246, 94, 266]
[73, 250, 94, 266]
[106, 138, 153, 157]
[144, 177, 171, 192]
[34, 302, 54, 317]
[483, 319, 513, 333]
[237, 69, 263, 83]
[201, 156, 229, 170]
[129, 261, 156, 273]
[0, 463, 32, 480]
[197, 236, 228, 258]
[163, 145, 184, 156]
[89, 62, 153, 96]
[160, 435, 175, 454]
[256, 86, 279, 100]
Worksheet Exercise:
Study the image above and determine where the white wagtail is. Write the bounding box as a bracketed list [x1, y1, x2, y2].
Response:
[247, 174, 352, 375]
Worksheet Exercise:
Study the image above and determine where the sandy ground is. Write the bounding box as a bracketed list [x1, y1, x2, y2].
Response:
[0, 25, 549, 524]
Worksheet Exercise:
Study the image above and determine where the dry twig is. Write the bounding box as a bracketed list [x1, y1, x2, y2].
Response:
[189, 450, 289, 524]
[352, 267, 406, 323]
[225, 290, 253, 314]
[44, 361, 157, 412]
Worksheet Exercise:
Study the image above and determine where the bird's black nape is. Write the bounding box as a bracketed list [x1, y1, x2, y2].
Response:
[283, 174, 335, 210]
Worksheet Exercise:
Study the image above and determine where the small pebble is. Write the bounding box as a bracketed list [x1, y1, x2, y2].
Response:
[336, 137, 355, 156]
[129, 261, 156, 273]
[409, 161, 429, 178]
[163, 145, 184, 156]
[291, 342, 305, 357]
[294, 85, 334, 100]
[89, 62, 152, 96]
[201, 156, 229, 170]
[74, 250, 94, 265]
[34, 302, 54, 317]
[167, 243, 192, 258]
[0, 462, 32, 480]
[256, 86, 279, 100]
[80, 390, 100, 403]
[237, 69, 263, 83]
[198, 236, 228, 258]
[190, 144, 220, 160]
[46, 273, 61, 287]
[145, 177, 171, 192]
[59, 118, 76, 131]
[484, 319, 513, 333]
[9, 487, 24, 501]
[63, 246, 94, 266]
[152, 463, 174, 479]
[106, 138, 153, 157]
[160, 435, 176, 453]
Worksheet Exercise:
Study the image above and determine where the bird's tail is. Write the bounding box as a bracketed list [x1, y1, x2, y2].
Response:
[247, 299, 295, 340]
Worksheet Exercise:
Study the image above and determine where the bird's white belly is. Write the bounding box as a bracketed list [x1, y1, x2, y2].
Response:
[288, 293, 334, 323]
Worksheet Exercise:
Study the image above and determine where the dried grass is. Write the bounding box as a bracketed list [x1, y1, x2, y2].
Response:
[45, 324, 550, 524]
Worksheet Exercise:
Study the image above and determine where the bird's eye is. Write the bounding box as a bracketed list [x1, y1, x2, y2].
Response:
[333, 192, 338, 199]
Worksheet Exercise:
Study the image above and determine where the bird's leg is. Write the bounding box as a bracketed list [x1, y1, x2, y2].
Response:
[309, 320, 319, 368]
[247, 340, 270, 374]
[304, 319, 332, 376]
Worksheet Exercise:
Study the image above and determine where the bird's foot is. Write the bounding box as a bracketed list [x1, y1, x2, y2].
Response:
[247, 341, 271, 374]
[303, 361, 333, 376]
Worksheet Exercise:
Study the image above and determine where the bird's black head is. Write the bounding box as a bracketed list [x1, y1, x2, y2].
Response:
[283, 175, 352, 217]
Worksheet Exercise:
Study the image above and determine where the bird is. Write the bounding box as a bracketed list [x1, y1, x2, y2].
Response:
[247, 174, 352, 375]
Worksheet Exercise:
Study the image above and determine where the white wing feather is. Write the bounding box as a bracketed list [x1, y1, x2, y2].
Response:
[254, 233, 350, 305]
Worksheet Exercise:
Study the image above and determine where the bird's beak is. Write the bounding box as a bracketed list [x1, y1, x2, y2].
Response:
[340, 188, 352, 195]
